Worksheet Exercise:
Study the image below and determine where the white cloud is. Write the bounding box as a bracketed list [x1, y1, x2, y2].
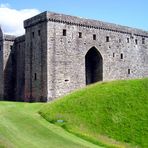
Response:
[0, 4, 40, 36]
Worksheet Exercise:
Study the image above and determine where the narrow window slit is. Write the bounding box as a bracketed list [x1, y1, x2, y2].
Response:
[10, 45, 13, 50]
[34, 73, 37, 80]
[127, 38, 129, 43]
[121, 53, 123, 59]
[32, 32, 34, 38]
[113, 53, 115, 57]
[38, 30, 40, 36]
[128, 69, 130, 74]
[135, 39, 138, 45]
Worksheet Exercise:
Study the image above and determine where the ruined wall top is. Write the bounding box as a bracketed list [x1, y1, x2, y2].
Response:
[24, 11, 148, 38]
[0, 26, 16, 41]
[0, 26, 3, 40]
[3, 34, 16, 41]
[15, 35, 25, 43]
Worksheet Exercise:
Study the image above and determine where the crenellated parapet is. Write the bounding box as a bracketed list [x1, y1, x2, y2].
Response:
[24, 11, 48, 29]
[24, 11, 148, 38]
[47, 12, 148, 38]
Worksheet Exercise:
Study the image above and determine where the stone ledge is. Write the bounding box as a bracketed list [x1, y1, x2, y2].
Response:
[24, 11, 148, 38]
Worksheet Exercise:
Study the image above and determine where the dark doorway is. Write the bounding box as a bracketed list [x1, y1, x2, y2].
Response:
[85, 47, 103, 85]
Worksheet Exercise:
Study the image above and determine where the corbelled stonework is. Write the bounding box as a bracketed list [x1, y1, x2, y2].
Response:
[0, 11, 148, 102]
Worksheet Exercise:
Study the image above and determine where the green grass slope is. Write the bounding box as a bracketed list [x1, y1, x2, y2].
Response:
[0, 102, 101, 148]
[40, 78, 148, 148]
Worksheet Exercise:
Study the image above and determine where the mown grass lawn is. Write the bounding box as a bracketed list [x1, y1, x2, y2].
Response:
[0, 101, 101, 148]
[40, 78, 148, 148]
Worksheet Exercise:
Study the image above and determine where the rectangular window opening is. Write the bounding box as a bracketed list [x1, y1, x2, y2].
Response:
[121, 53, 123, 59]
[142, 38, 145, 44]
[128, 69, 130, 74]
[10, 45, 13, 50]
[93, 34, 96, 40]
[127, 38, 129, 43]
[63, 29, 66, 36]
[113, 53, 115, 57]
[34, 73, 37, 80]
[106, 36, 109, 42]
[65, 79, 69, 82]
[38, 30, 40, 36]
[79, 32, 82, 38]
[32, 32, 34, 38]
[135, 39, 138, 45]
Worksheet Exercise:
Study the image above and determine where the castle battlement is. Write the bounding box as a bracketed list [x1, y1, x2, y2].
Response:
[24, 11, 48, 28]
[24, 11, 148, 37]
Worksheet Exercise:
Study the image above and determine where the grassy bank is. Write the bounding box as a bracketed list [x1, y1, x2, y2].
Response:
[0, 101, 101, 148]
[40, 78, 148, 148]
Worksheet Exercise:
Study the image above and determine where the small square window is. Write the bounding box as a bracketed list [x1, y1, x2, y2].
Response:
[79, 32, 82, 38]
[106, 36, 109, 42]
[63, 29, 66, 36]
[142, 38, 145, 44]
[93, 34, 96, 40]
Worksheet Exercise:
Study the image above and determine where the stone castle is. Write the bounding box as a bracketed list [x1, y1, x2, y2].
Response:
[0, 11, 148, 102]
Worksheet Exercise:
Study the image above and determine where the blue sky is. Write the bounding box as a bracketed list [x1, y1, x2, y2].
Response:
[0, 0, 148, 35]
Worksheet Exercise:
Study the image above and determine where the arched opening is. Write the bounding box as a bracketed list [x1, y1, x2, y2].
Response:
[85, 47, 103, 85]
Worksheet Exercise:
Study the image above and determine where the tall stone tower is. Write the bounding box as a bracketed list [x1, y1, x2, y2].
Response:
[24, 12, 48, 102]
[0, 26, 16, 100]
[0, 26, 4, 99]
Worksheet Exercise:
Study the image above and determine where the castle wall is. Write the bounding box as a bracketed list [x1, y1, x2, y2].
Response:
[1, 11, 148, 102]
[46, 12, 148, 100]
[14, 35, 25, 101]
[47, 21, 86, 100]
[0, 29, 3, 99]
[3, 35, 16, 100]
[24, 12, 48, 102]
[0, 43, 3, 99]
[0, 32, 25, 101]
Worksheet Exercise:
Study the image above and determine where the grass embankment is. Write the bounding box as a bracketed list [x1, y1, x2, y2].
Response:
[0, 102, 101, 148]
[40, 78, 148, 148]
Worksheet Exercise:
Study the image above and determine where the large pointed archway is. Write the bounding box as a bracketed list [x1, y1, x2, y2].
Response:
[85, 47, 103, 85]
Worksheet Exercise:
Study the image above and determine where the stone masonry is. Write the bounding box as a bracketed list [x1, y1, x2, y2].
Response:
[0, 11, 148, 102]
